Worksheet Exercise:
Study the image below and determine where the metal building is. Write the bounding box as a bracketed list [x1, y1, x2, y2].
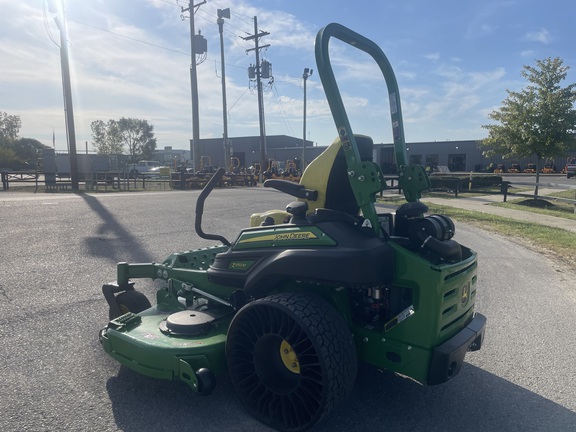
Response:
[156, 136, 573, 174]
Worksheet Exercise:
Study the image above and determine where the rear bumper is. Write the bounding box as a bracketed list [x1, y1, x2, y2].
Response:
[427, 312, 486, 385]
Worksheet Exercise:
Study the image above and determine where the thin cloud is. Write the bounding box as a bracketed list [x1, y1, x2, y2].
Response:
[464, 1, 515, 39]
[403, 66, 507, 129]
[2, 0, 574, 149]
[521, 49, 535, 58]
[523, 28, 552, 44]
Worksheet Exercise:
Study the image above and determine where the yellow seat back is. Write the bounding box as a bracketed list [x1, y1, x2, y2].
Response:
[299, 134, 376, 216]
[249, 134, 377, 227]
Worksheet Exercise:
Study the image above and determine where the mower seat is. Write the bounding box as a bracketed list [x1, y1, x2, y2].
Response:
[250, 134, 378, 226]
[298, 134, 376, 216]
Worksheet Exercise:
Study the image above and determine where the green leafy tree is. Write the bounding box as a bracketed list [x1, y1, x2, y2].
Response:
[90, 120, 124, 155]
[118, 117, 157, 162]
[0, 113, 47, 169]
[481, 57, 576, 197]
[0, 112, 21, 168]
[91, 117, 157, 162]
[12, 138, 50, 170]
[0, 146, 18, 169]
[0, 111, 21, 145]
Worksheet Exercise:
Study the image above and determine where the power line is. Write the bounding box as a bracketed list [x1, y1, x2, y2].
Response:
[227, 86, 250, 114]
[207, 0, 255, 27]
[42, 0, 60, 47]
[66, 4, 269, 73]
[196, 8, 252, 37]
[156, 0, 181, 6]
[118, 0, 255, 38]
[68, 18, 248, 71]
[69, 19, 187, 55]
[272, 82, 295, 137]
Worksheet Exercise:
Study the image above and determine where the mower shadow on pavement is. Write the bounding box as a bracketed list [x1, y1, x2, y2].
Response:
[105, 362, 576, 432]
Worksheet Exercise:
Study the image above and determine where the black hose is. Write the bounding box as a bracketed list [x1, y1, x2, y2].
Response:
[415, 230, 462, 262]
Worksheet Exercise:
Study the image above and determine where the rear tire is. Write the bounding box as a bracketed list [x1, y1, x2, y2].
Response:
[226, 292, 357, 432]
[109, 290, 151, 320]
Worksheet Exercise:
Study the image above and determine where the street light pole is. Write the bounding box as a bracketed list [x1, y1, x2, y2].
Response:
[302, 68, 313, 172]
[217, 8, 231, 171]
[51, 2, 79, 190]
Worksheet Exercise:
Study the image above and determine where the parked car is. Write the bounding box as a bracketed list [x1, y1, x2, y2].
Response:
[507, 163, 521, 173]
[147, 166, 173, 179]
[128, 161, 163, 178]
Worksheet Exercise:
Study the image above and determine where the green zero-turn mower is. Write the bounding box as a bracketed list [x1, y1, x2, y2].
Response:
[99, 23, 486, 431]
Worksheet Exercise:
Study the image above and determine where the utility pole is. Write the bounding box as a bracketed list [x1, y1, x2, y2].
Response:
[181, 0, 206, 172]
[217, 8, 231, 171]
[302, 68, 313, 172]
[243, 17, 270, 182]
[52, 5, 79, 190]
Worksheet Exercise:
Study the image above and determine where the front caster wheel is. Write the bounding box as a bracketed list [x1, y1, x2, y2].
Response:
[226, 292, 357, 432]
[195, 368, 216, 396]
[109, 290, 151, 320]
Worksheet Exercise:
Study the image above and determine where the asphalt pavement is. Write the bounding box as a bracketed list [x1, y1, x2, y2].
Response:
[3, 177, 575, 234]
[1, 186, 576, 432]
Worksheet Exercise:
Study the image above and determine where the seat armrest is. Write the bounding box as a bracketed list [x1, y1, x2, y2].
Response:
[263, 179, 318, 201]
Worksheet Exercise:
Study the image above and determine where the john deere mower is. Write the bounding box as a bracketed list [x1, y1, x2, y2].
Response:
[99, 23, 486, 431]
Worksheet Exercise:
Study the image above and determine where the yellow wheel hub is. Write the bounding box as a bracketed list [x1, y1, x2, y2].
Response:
[280, 340, 300, 374]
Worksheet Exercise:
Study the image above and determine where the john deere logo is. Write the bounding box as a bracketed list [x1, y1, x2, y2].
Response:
[461, 282, 471, 305]
[274, 232, 317, 241]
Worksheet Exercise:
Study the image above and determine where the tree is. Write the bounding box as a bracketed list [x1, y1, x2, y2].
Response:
[481, 57, 576, 197]
[0, 111, 21, 145]
[12, 138, 50, 170]
[91, 117, 157, 162]
[0, 146, 18, 169]
[91, 120, 124, 155]
[0, 113, 49, 170]
[1, 112, 22, 167]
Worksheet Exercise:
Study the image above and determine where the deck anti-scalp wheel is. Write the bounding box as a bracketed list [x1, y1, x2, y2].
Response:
[226, 292, 357, 432]
[109, 290, 151, 320]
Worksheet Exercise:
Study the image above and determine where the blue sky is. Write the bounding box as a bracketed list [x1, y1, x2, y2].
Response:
[1, 0, 575, 154]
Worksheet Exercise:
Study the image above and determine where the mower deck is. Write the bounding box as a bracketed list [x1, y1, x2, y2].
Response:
[100, 303, 230, 391]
